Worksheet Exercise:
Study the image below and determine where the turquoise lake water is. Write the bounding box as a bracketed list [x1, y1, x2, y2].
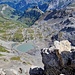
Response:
[16, 42, 34, 52]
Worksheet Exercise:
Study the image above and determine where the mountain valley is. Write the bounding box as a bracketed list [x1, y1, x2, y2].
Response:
[0, 0, 75, 75]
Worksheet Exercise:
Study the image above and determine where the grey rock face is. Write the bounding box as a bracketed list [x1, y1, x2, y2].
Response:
[52, 24, 75, 46]
[36, 8, 75, 46]
[41, 40, 75, 75]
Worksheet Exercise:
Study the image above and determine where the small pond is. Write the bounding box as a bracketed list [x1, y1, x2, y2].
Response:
[15, 42, 34, 52]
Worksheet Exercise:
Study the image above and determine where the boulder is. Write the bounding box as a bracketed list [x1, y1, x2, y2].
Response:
[29, 67, 44, 75]
[54, 40, 71, 53]
[18, 68, 22, 73]
[0, 69, 6, 75]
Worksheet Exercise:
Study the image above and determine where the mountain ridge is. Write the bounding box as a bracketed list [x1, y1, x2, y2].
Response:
[0, 0, 74, 12]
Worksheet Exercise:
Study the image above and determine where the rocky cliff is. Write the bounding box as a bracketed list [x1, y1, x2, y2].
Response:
[41, 40, 75, 75]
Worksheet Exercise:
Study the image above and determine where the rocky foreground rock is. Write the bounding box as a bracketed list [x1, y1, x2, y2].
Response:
[30, 40, 75, 75]
[41, 40, 75, 75]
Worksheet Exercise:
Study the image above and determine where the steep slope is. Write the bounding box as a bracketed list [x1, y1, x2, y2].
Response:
[18, 7, 43, 26]
[33, 5, 75, 46]
[0, 0, 49, 12]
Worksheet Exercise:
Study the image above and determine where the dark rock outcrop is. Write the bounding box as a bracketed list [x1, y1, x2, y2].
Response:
[29, 67, 44, 75]
[41, 40, 75, 75]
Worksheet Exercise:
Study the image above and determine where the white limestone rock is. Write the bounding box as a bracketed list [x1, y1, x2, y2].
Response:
[54, 40, 71, 53]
